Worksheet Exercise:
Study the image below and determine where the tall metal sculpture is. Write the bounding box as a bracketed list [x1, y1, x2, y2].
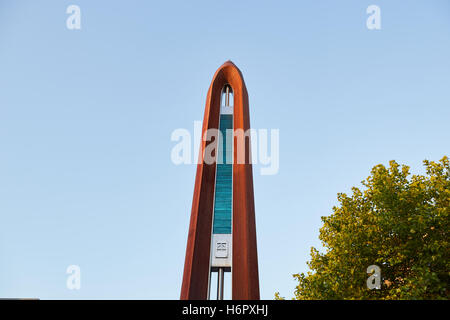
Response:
[181, 61, 260, 300]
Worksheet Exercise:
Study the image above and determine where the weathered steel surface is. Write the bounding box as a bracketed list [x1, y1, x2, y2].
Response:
[181, 61, 259, 300]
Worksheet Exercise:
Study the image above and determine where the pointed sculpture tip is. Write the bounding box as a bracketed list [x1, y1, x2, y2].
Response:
[224, 60, 235, 66]
[212, 60, 244, 81]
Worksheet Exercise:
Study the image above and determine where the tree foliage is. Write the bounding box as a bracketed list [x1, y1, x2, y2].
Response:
[282, 157, 449, 299]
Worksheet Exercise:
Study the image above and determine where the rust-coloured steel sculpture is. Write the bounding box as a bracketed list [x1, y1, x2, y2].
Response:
[180, 61, 260, 300]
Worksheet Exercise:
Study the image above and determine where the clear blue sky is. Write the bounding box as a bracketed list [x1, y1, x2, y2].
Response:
[0, 0, 449, 299]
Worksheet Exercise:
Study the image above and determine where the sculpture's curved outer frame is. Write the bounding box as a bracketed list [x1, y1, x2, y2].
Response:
[180, 61, 260, 300]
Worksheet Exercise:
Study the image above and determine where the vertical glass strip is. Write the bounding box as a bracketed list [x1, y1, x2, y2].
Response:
[212, 114, 233, 234]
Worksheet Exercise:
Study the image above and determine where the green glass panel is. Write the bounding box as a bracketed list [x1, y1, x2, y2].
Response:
[213, 114, 232, 234]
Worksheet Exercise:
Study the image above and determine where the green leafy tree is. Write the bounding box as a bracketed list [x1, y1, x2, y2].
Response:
[279, 157, 449, 300]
